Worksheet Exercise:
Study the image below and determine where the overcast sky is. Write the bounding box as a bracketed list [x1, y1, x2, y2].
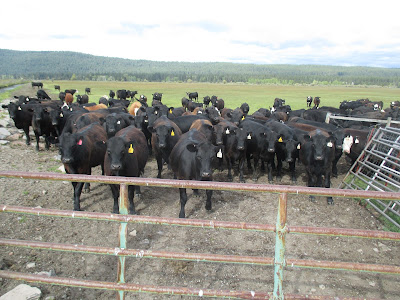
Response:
[1, 0, 399, 68]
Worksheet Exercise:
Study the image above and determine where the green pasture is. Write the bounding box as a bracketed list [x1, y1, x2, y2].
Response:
[41, 81, 399, 113]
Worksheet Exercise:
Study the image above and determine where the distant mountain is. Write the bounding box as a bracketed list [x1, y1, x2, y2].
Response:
[1, 48, 399, 86]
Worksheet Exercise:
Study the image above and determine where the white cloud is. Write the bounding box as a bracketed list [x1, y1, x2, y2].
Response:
[1, 0, 399, 67]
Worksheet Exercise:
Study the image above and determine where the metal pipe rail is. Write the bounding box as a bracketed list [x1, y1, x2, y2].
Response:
[1, 170, 400, 300]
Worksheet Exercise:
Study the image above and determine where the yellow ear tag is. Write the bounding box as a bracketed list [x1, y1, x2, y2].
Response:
[241, 116, 245, 120]
[278, 137, 283, 143]
[171, 130, 175, 137]
[128, 144, 134, 153]
[169, 109, 172, 113]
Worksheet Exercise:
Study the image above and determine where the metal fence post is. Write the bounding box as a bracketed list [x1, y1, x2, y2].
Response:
[117, 184, 129, 300]
[273, 193, 288, 300]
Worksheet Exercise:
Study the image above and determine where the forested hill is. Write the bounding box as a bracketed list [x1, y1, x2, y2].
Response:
[1, 48, 400, 86]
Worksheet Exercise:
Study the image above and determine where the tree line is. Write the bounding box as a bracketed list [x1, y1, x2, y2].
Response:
[1, 49, 400, 87]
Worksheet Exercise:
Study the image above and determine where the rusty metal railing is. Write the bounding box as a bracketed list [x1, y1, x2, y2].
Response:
[1, 170, 400, 300]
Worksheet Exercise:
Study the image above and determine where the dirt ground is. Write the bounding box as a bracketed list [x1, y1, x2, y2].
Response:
[0, 91, 399, 299]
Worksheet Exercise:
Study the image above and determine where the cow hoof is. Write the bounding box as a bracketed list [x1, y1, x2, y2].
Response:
[205, 205, 212, 211]
[276, 176, 282, 182]
[327, 198, 334, 205]
[240, 179, 246, 183]
[227, 177, 233, 182]
[129, 210, 138, 215]
[332, 173, 338, 178]
[309, 195, 316, 202]
[291, 179, 297, 184]
[268, 180, 274, 184]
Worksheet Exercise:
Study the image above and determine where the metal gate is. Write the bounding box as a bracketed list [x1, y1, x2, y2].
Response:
[340, 126, 400, 229]
[1, 171, 400, 300]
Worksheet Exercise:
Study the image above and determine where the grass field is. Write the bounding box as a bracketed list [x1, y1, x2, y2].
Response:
[38, 81, 400, 113]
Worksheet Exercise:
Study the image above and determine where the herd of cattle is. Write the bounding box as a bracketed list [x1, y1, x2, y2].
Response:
[3, 84, 400, 218]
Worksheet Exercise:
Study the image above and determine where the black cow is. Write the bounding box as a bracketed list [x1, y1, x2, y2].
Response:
[99, 96, 109, 106]
[205, 106, 222, 125]
[117, 89, 128, 100]
[104, 126, 148, 214]
[109, 90, 116, 99]
[152, 92, 163, 102]
[65, 89, 78, 95]
[37, 89, 51, 100]
[265, 120, 300, 183]
[181, 97, 190, 111]
[240, 103, 250, 115]
[128, 90, 138, 99]
[76, 94, 89, 105]
[85, 88, 91, 94]
[31, 82, 43, 89]
[225, 107, 246, 126]
[187, 100, 203, 112]
[2, 102, 33, 145]
[240, 119, 278, 182]
[170, 129, 218, 218]
[54, 85, 61, 91]
[186, 92, 198, 102]
[30, 103, 58, 151]
[273, 98, 285, 108]
[168, 114, 208, 133]
[60, 123, 107, 211]
[203, 96, 211, 107]
[299, 129, 336, 204]
[101, 112, 134, 138]
[108, 98, 130, 108]
[59, 92, 66, 102]
[151, 116, 182, 178]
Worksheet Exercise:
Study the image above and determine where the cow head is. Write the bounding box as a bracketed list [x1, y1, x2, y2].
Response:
[187, 142, 218, 179]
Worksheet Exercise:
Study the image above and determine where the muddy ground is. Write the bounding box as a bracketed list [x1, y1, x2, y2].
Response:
[0, 90, 399, 299]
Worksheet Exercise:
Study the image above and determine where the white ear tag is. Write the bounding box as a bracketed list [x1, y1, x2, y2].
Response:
[247, 134, 252, 140]
[18, 106, 22, 110]
[217, 149, 223, 158]
[60, 113, 63, 117]
[144, 119, 148, 123]
[225, 128, 230, 135]
[327, 142, 333, 148]
[355, 138, 359, 144]
[117, 120, 121, 124]
[297, 144, 301, 150]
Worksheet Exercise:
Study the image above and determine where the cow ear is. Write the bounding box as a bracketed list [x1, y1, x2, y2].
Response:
[1, 104, 8, 109]
[186, 143, 197, 152]
[226, 112, 232, 118]
[303, 134, 311, 141]
[99, 117, 106, 125]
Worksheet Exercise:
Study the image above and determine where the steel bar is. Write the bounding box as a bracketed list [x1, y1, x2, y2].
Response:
[0, 270, 385, 300]
[325, 113, 400, 124]
[1, 238, 399, 275]
[2, 205, 400, 240]
[273, 193, 288, 299]
[1, 171, 400, 201]
[117, 184, 129, 300]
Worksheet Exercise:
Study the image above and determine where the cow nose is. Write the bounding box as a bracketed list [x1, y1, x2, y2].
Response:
[287, 158, 293, 163]
[62, 158, 71, 164]
[159, 143, 166, 149]
[216, 141, 223, 145]
[111, 164, 121, 171]
[315, 156, 323, 161]
[237, 146, 244, 151]
[336, 145, 342, 149]
[268, 148, 275, 153]
[201, 172, 211, 178]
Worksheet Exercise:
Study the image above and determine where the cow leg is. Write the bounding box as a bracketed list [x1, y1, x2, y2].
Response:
[238, 156, 245, 183]
[324, 172, 334, 205]
[246, 153, 252, 172]
[110, 184, 120, 213]
[192, 189, 200, 197]
[226, 157, 233, 182]
[128, 185, 137, 214]
[252, 155, 260, 182]
[72, 181, 84, 211]
[205, 189, 213, 211]
[44, 135, 50, 150]
[332, 151, 342, 177]
[156, 155, 163, 178]
[179, 188, 188, 218]
[276, 158, 283, 182]
[34, 132, 40, 151]
[23, 126, 31, 145]
[306, 170, 316, 202]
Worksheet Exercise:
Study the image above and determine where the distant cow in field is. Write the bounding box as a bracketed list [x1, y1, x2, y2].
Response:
[307, 96, 313, 107]
[54, 85, 61, 91]
[31, 82, 43, 89]
[314, 96, 321, 108]
[36, 89, 51, 100]
[186, 92, 198, 102]
[109, 90, 116, 99]
[85, 87, 91, 94]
